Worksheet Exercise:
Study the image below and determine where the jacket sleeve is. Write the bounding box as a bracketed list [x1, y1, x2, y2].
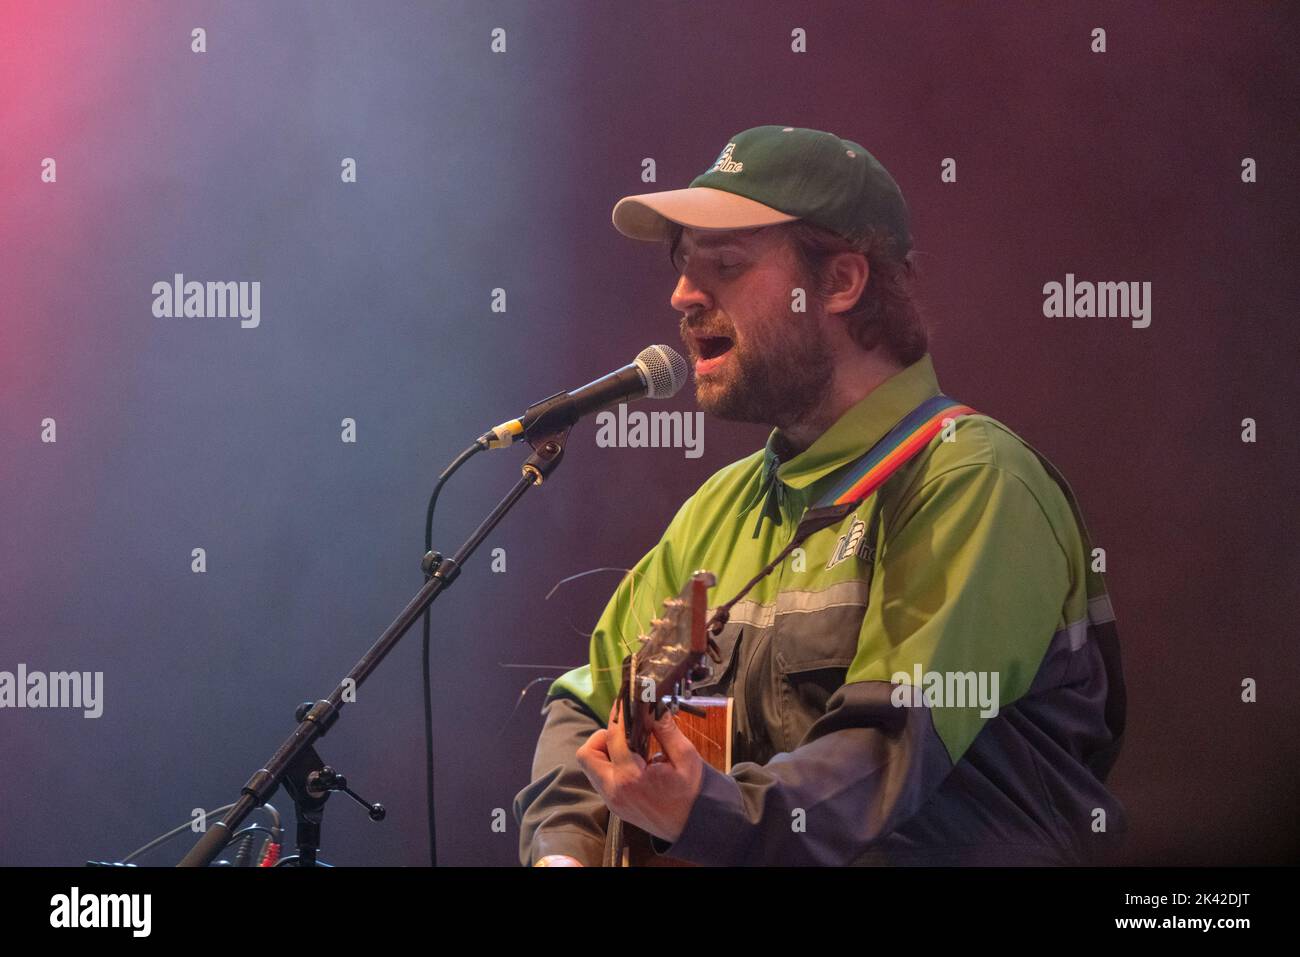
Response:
[512, 694, 608, 866]
[655, 460, 1075, 866]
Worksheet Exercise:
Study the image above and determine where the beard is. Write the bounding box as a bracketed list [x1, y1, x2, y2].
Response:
[679, 302, 834, 430]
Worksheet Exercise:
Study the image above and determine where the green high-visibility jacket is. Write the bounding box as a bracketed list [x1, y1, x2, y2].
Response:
[514, 353, 1126, 866]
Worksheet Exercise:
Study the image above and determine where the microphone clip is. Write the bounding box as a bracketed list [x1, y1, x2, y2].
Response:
[520, 423, 571, 486]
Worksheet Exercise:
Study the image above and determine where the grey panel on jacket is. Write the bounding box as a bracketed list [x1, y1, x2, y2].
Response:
[513, 593, 1125, 866]
[512, 694, 607, 866]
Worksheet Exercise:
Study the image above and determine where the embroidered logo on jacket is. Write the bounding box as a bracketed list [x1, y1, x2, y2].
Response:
[826, 516, 874, 569]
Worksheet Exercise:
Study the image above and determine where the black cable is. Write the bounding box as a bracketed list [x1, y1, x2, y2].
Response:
[120, 803, 283, 865]
[422, 440, 486, 867]
[228, 832, 256, 868]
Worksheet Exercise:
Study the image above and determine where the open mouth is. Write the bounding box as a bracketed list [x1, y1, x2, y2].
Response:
[696, 335, 734, 360]
[691, 334, 735, 376]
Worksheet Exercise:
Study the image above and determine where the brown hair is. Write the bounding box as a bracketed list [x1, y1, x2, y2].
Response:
[667, 220, 928, 366]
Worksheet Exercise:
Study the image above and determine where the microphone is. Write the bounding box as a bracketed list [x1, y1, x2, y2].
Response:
[479, 344, 689, 449]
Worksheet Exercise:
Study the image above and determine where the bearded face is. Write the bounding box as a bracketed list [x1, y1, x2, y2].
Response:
[675, 230, 834, 430]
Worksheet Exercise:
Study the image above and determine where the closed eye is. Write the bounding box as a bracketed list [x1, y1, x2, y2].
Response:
[671, 250, 748, 275]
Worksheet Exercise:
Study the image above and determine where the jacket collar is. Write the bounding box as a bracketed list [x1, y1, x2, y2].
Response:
[736, 353, 942, 517]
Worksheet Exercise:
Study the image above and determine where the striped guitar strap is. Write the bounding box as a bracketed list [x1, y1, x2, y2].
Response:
[707, 394, 976, 635]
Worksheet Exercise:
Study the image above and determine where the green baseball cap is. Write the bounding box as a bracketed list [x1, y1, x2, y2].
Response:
[612, 124, 912, 256]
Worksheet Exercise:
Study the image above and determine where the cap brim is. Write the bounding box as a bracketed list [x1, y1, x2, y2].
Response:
[611, 186, 800, 241]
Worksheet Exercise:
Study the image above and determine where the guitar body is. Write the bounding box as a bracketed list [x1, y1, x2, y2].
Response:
[647, 695, 732, 771]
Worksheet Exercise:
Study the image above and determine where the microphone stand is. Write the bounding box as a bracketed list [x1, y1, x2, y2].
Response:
[177, 425, 571, 867]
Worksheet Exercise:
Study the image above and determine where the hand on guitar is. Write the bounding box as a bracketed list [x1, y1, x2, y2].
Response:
[576, 702, 705, 845]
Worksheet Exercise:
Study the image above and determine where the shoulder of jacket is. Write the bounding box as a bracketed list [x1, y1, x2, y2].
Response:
[658, 447, 766, 532]
[692, 447, 767, 499]
[898, 413, 1083, 550]
[922, 412, 1057, 489]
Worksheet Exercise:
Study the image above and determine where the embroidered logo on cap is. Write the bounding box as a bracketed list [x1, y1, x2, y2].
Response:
[709, 143, 744, 174]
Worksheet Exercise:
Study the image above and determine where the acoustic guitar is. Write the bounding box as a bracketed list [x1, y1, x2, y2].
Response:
[601, 570, 734, 867]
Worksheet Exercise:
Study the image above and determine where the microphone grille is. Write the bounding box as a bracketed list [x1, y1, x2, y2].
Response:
[635, 344, 689, 399]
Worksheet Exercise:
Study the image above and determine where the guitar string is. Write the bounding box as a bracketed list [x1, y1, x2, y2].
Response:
[664, 721, 725, 755]
[498, 564, 639, 738]
[500, 567, 719, 740]
[543, 564, 647, 658]
[494, 662, 631, 739]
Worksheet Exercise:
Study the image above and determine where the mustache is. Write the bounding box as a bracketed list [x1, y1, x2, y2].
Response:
[678, 314, 736, 340]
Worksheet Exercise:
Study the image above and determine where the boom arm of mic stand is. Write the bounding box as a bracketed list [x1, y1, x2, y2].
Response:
[177, 428, 571, 867]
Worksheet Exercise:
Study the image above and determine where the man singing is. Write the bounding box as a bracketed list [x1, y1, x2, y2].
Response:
[513, 125, 1126, 866]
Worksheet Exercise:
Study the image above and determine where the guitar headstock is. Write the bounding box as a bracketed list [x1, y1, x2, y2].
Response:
[616, 570, 718, 756]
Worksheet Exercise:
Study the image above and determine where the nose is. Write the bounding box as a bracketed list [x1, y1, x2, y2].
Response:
[670, 268, 713, 316]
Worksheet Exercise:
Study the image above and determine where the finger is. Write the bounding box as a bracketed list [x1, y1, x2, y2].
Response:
[581, 758, 615, 797]
[576, 729, 610, 771]
[576, 732, 616, 794]
[651, 709, 698, 765]
[605, 706, 634, 766]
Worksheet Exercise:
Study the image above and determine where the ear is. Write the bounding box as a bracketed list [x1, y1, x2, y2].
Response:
[820, 251, 869, 317]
